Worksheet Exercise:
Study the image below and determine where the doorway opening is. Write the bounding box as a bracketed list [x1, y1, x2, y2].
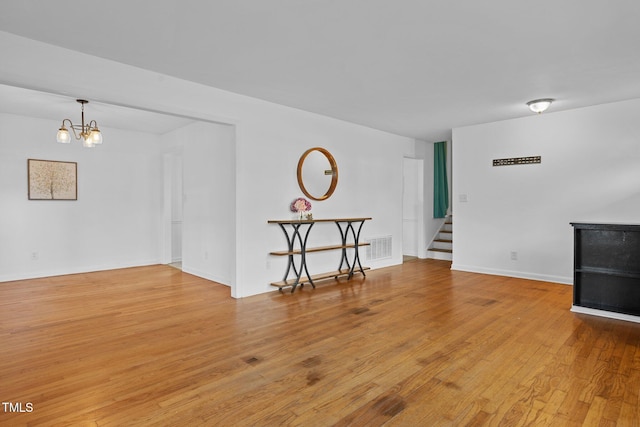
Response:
[402, 157, 425, 261]
[162, 122, 236, 289]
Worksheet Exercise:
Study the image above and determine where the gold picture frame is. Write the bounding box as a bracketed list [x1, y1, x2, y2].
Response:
[28, 159, 77, 200]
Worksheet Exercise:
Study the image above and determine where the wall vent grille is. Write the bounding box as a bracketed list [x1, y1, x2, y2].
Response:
[366, 235, 392, 260]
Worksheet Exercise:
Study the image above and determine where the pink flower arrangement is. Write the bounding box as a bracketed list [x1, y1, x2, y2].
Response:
[290, 197, 312, 213]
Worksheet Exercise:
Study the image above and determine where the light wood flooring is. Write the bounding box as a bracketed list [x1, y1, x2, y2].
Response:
[1, 259, 639, 426]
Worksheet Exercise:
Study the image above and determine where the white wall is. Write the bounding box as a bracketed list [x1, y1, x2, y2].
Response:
[254, 114, 414, 296]
[452, 98, 640, 284]
[0, 113, 162, 281]
[0, 31, 415, 297]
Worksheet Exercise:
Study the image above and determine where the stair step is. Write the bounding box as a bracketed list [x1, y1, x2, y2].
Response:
[427, 249, 453, 261]
[428, 216, 453, 261]
[433, 240, 452, 251]
[438, 232, 451, 240]
[429, 248, 452, 253]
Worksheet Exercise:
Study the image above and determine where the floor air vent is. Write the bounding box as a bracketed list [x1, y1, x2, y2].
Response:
[366, 235, 392, 260]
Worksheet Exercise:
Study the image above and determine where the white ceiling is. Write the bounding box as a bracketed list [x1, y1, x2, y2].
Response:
[2, 0, 640, 140]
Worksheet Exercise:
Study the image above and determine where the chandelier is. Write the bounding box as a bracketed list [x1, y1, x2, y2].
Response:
[56, 99, 103, 147]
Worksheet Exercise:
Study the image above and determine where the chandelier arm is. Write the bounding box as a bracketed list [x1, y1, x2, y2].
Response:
[88, 119, 99, 129]
[61, 118, 83, 140]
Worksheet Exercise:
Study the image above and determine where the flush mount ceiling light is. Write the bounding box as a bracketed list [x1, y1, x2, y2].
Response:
[56, 99, 103, 148]
[526, 98, 554, 114]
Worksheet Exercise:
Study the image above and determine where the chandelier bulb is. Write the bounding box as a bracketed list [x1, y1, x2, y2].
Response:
[56, 126, 71, 144]
[82, 136, 95, 148]
[89, 128, 103, 145]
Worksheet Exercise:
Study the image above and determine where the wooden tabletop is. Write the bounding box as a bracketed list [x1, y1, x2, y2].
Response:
[268, 217, 372, 224]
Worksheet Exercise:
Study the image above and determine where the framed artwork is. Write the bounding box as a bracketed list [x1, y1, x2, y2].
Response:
[28, 159, 77, 200]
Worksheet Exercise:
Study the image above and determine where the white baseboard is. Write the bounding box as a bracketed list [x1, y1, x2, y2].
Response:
[181, 266, 231, 287]
[0, 259, 161, 283]
[571, 305, 640, 324]
[450, 263, 572, 285]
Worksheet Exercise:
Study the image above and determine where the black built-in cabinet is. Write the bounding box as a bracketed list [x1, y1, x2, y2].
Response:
[572, 223, 640, 317]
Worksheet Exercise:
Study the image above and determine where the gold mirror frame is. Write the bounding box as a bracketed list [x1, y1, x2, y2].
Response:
[297, 147, 338, 201]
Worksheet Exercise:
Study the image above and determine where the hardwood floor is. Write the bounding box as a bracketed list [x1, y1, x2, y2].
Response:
[1, 259, 639, 426]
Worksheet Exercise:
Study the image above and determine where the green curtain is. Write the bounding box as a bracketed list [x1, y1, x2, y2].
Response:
[433, 141, 449, 218]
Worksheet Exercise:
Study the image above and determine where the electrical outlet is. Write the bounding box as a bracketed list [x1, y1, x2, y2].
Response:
[31, 252, 39, 261]
[510, 251, 518, 261]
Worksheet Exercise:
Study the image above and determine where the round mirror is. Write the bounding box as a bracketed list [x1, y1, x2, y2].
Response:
[297, 147, 338, 201]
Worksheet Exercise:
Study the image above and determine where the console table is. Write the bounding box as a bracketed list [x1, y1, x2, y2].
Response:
[571, 222, 640, 320]
[268, 218, 371, 293]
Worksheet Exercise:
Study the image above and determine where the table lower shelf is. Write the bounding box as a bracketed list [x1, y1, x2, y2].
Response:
[269, 242, 369, 256]
[270, 267, 370, 289]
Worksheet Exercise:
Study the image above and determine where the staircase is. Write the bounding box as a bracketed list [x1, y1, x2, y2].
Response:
[427, 215, 452, 261]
